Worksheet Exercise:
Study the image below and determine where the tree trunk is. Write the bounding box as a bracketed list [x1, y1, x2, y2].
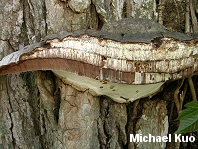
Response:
[0, 0, 197, 149]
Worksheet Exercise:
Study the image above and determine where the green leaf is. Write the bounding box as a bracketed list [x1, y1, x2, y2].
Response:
[184, 101, 198, 109]
[175, 101, 198, 134]
[176, 108, 197, 120]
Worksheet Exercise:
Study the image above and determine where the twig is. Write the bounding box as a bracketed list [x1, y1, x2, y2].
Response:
[174, 78, 185, 115]
[185, 0, 190, 33]
[173, 0, 181, 26]
[179, 80, 188, 109]
[125, 0, 132, 18]
[188, 77, 197, 101]
[168, 79, 187, 120]
[173, 78, 185, 149]
[190, 0, 198, 33]
[158, 0, 165, 24]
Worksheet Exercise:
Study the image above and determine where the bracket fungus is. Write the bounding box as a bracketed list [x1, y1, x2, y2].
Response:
[0, 18, 198, 103]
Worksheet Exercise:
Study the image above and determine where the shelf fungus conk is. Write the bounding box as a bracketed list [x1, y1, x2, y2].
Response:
[0, 18, 198, 103]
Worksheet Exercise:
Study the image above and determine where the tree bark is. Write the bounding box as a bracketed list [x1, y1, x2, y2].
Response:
[0, 0, 197, 149]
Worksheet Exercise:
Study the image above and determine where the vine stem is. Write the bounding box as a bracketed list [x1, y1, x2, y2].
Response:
[174, 78, 185, 116]
[185, 0, 190, 33]
[188, 77, 197, 101]
[190, 0, 198, 33]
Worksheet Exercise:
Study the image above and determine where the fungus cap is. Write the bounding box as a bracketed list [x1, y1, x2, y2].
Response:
[1, 18, 198, 103]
